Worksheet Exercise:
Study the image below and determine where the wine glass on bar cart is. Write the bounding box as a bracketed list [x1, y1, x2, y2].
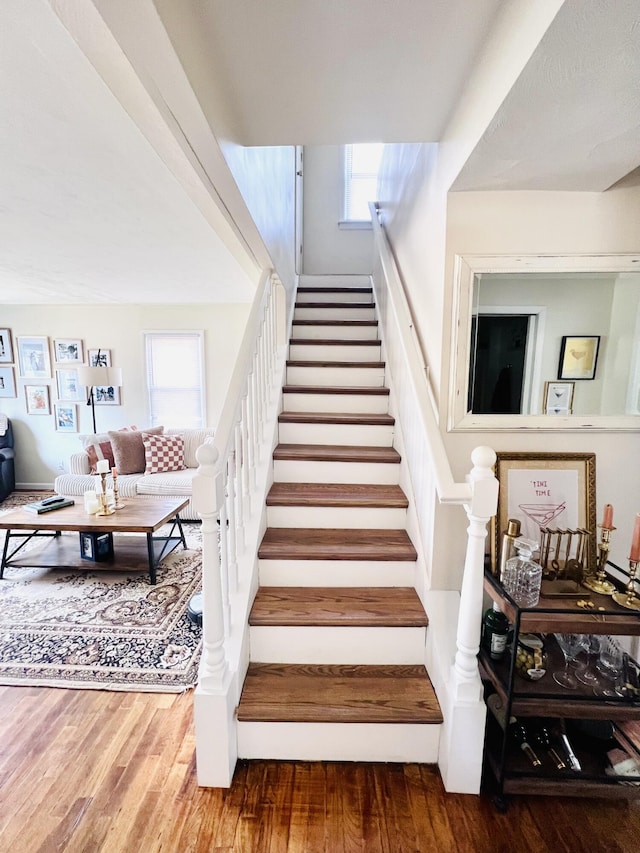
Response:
[553, 633, 584, 689]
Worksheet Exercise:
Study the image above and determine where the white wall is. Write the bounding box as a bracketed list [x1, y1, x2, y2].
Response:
[302, 146, 374, 275]
[444, 188, 640, 574]
[378, 151, 640, 575]
[0, 303, 249, 488]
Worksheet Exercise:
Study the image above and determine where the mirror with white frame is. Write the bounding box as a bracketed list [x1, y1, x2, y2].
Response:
[449, 254, 640, 431]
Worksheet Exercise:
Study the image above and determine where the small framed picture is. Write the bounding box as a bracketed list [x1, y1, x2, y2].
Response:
[88, 348, 111, 367]
[55, 403, 78, 432]
[558, 336, 600, 380]
[56, 368, 86, 402]
[94, 385, 120, 405]
[0, 366, 16, 398]
[53, 338, 84, 364]
[17, 336, 51, 379]
[24, 384, 51, 415]
[543, 381, 575, 414]
[0, 329, 14, 363]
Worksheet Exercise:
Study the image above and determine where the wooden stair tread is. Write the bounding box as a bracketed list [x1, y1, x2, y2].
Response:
[292, 319, 378, 327]
[297, 287, 373, 294]
[289, 339, 381, 346]
[249, 587, 427, 627]
[258, 528, 417, 561]
[282, 385, 390, 396]
[278, 411, 394, 425]
[287, 360, 385, 368]
[294, 302, 374, 309]
[237, 663, 442, 724]
[273, 444, 401, 464]
[266, 483, 408, 508]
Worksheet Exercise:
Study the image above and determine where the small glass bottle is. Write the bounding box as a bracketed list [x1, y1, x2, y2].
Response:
[502, 538, 542, 607]
[482, 603, 510, 661]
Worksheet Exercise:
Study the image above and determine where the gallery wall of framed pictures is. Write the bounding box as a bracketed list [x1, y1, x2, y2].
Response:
[0, 329, 119, 432]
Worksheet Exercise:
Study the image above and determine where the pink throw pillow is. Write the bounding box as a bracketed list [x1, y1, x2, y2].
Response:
[142, 433, 186, 474]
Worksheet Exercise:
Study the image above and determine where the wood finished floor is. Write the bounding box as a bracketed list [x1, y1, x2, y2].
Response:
[1, 687, 639, 853]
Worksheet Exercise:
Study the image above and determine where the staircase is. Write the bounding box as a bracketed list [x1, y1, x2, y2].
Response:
[236, 275, 443, 763]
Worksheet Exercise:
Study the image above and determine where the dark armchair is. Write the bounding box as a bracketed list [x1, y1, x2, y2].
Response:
[0, 418, 15, 503]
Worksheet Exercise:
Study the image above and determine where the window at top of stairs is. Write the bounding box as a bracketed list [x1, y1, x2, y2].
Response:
[340, 143, 384, 228]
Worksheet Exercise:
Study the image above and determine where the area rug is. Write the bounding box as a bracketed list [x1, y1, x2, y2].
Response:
[0, 492, 202, 692]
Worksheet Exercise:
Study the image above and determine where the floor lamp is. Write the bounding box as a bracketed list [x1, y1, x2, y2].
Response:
[77, 363, 123, 433]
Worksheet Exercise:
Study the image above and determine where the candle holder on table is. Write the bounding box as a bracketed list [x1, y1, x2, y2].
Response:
[612, 559, 640, 611]
[583, 524, 616, 595]
[111, 468, 125, 509]
[96, 471, 115, 516]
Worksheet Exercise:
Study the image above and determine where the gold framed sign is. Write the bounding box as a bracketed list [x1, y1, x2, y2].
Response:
[492, 452, 597, 574]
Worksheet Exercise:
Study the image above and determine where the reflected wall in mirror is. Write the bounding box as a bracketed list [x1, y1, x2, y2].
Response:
[450, 254, 640, 431]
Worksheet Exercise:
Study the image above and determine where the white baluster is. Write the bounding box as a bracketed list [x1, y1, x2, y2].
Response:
[218, 498, 230, 638]
[452, 446, 499, 701]
[241, 394, 251, 515]
[191, 443, 228, 687]
[226, 455, 238, 594]
[234, 420, 244, 553]
[249, 358, 260, 472]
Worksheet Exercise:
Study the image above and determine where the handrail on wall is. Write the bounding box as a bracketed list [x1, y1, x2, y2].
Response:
[369, 203, 471, 505]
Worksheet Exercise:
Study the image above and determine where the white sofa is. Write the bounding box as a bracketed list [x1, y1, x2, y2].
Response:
[54, 427, 214, 521]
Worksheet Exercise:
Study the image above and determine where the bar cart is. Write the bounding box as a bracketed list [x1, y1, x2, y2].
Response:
[480, 569, 640, 811]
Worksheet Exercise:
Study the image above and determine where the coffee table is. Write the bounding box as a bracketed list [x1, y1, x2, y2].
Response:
[0, 497, 189, 584]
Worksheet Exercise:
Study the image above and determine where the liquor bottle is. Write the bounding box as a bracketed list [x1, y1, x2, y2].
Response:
[502, 538, 543, 607]
[482, 603, 509, 661]
[509, 718, 542, 767]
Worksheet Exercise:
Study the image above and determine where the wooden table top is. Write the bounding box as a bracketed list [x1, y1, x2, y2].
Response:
[0, 497, 190, 534]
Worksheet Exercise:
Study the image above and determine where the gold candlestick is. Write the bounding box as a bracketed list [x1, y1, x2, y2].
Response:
[583, 525, 616, 594]
[111, 469, 124, 509]
[96, 471, 115, 516]
[612, 559, 640, 611]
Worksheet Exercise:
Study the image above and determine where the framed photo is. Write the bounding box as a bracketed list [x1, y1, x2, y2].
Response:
[94, 384, 120, 405]
[17, 336, 51, 379]
[558, 335, 600, 380]
[56, 368, 86, 402]
[492, 452, 597, 574]
[0, 366, 16, 398]
[0, 329, 14, 363]
[54, 403, 78, 432]
[543, 381, 575, 414]
[53, 338, 83, 364]
[88, 348, 111, 368]
[24, 384, 51, 415]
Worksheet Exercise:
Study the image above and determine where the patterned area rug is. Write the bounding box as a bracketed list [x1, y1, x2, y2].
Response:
[0, 492, 202, 691]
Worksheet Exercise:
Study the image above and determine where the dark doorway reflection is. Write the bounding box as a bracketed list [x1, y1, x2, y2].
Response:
[468, 315, 529, 414]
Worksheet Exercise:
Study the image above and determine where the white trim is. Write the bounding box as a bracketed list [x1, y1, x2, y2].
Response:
[449, 253, 640, 432]
[338, 220, 373, 230]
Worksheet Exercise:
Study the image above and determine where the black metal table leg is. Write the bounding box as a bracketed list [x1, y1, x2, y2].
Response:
[146, 532, 157, 585]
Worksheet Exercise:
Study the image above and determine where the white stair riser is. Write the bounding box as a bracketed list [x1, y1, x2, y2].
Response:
[289, 343, 381, 361]
[237, 721, 440, 762]
[286, 366, 385, 386]
[299, 275, 372, 288]
[266, 505, 406, 529]
[259, 559, 416, 587]
[273, 459, 400, 484]
[296, 291, 373, 304]
[250, 626, 426, 664]
[294, 306, 377, 321]
[291, 324, 379, 341]
[282, 392, 388, 414]
[278, 422, 394, 446]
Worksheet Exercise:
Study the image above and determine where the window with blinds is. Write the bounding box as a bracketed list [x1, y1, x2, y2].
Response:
[342, 143, 384, 223]
[144, 331, 205, 428]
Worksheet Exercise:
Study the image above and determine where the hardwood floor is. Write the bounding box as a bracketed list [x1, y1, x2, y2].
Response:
[1, 687, 639, 852]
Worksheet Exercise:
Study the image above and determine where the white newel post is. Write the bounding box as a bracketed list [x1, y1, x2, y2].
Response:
[193, 442, 237, 787]
[439, 445, 498, 795]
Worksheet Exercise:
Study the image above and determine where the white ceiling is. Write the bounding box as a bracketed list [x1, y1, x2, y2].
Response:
[1, 0, 638, 305]
[167, 0, 503, 145]
[0, 0, 255, 305]
[453, 0, 640, 191]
